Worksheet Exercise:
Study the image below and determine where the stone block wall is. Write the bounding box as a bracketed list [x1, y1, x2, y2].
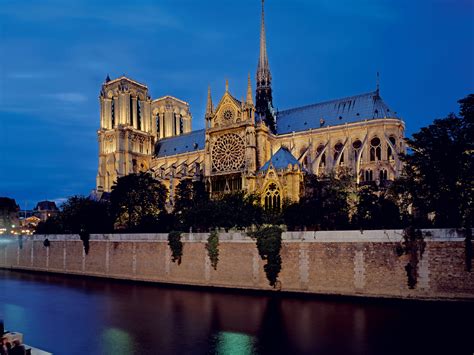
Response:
[0, 230, 473, 300]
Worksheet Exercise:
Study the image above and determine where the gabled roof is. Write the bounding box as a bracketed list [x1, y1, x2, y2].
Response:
[34, 201, 58, 211]
[260, 147, 301, 171]
[104, 76, 148, 89]
[155, 129, 205, 158]
[276, 91, 399, 135]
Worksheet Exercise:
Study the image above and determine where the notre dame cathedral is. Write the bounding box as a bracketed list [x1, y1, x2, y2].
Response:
[96, 1, 405, 209]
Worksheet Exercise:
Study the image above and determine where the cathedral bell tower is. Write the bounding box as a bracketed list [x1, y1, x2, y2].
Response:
[96, 76, 155, 193]
[255, 0, 275, 133]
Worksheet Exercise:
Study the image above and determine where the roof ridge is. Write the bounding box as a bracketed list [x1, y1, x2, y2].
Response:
[157, 129, 205, 142]
[279, 91, 378, 115]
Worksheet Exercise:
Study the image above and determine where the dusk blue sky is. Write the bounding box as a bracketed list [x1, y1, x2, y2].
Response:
[1, 0, 473, 209]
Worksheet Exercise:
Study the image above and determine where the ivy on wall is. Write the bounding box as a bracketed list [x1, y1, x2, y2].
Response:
[250, 226, 283, 288]
[79, 230, 90, 255]
[168, 231, 183, 265]
[396, 227, 426, 289]
[205, 230, 219, 270]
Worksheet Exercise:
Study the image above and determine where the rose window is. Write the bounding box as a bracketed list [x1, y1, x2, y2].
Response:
[211, 133, 245, 172]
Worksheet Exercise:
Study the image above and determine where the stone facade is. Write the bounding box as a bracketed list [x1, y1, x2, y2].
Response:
[1, 229, 473, 300]
[96, 1, 405, 207]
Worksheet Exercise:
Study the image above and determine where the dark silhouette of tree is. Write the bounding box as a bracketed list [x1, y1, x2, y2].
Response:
[393, 94, 474, 228]
[110, 173, 167, 231]
[36, 196, 112, 234]
[284, 172, 353, 231]
[352, 185, 401, 230]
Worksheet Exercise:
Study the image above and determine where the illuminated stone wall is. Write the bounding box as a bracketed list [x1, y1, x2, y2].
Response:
[1, 229, 473, 300]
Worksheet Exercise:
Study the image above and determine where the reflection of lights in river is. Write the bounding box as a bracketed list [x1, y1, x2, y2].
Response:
[101, 328, 134, 355]
[214, 331, 257, 355]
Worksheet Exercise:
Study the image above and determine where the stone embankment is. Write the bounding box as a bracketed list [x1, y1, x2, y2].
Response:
[1, 229, 472, 300]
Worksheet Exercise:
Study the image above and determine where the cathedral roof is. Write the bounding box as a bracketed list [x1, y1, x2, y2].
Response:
[260, 146, 301, 171]
[276, 91, 399, 135]
[155, 129, 205, 158]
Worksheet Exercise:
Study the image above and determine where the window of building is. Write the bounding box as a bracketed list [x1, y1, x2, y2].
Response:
[365, 169, 373, 181]
[264, 183, 281, 211]
[111, 101, 115, 127]
[380, 169, 388, 181]
[370, 137, 381, 161]
[353, 139, 362, 161]
[334, 142, 344, 165]
[137, 100, 142, 130]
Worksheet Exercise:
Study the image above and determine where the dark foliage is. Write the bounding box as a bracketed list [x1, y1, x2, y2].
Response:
[394, 94, 474, 228]
[395, 227, 426, 289]
[284, 173, 352, 231]
[43, 238, 50, 248]
[79, 230, 90, 255]
[250, 226, 283, 287]
[168, 231, 183, 265]
[206, 230, 219, 270]
[110, 173, 167, 231]
[35, 196, 112, 234]
[352, 185, 402, 230]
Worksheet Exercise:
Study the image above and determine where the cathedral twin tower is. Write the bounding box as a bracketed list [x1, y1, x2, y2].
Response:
[96, 1, 405, 209]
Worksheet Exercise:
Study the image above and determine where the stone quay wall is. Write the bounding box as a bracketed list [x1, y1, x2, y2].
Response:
[0, 229, 473, 300]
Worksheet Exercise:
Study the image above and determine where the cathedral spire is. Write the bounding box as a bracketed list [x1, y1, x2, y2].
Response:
[206, 86, 213, 118]
[247, 73, 254, 105]
[255, 0, 275, 133]
[257, 0, 271, 86]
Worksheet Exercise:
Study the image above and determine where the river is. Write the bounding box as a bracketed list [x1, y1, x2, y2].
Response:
[0, 270, 473, 354]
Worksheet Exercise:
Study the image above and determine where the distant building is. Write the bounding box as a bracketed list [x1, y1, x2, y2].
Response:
[34, 201, 59, 222]
[96, 1, 405, 209]
[0, 197, 19, 234]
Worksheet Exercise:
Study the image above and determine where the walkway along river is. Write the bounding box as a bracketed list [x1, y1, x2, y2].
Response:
[0, 270, 473, 354]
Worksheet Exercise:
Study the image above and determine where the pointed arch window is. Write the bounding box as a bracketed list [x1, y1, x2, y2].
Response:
[353, 139, 362, 161]
[365, 169, 373, 182]
[370, 137, 381, 161]
[264, 183, 281, 211]
[334, 142, 344, 165]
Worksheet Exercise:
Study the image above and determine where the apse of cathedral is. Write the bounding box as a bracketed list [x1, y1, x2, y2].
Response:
[96, 1, 405, 209]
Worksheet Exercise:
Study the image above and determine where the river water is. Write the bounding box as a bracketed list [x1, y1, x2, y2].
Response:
[0, 270, 472, 355]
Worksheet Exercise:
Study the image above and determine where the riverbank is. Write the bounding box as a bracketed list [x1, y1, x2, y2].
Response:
[1, 229, 473, 301]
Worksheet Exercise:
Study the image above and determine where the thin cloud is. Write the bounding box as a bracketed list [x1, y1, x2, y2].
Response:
[43, 93, 88, 103]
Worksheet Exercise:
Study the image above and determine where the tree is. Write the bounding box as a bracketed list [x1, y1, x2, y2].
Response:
[35, 196, 112, 234]
[110, 173, 167, 231]
[352, 185, 401, 230]
[284, 172, 354, 231]
[394, 95, 474, 228]
[214, 192, 263, 230]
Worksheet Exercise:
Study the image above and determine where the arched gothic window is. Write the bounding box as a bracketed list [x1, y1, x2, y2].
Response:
[370, 137, 381, 161]
[365, 169, 373, 182]
[353, 139, 362, 161]
[264, 183, 281, 211]
[111, 100, 115, 127]
[317, 144, 326, 168]
[379, 169, 388, 181]
[334, 142, 344, 165]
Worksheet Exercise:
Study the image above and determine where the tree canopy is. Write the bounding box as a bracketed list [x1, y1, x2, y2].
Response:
[110, 173, 167, 231]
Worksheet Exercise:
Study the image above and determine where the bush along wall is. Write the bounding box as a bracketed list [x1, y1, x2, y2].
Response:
[251, 226, 283, 288]
[396, 226, 426, 289]
[206, 230, 219, 270]
[168, 231, 183, 265]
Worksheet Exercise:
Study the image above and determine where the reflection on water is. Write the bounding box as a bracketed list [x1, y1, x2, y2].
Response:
[0, 270, 473, 355]
[213, 332, 256, 355]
